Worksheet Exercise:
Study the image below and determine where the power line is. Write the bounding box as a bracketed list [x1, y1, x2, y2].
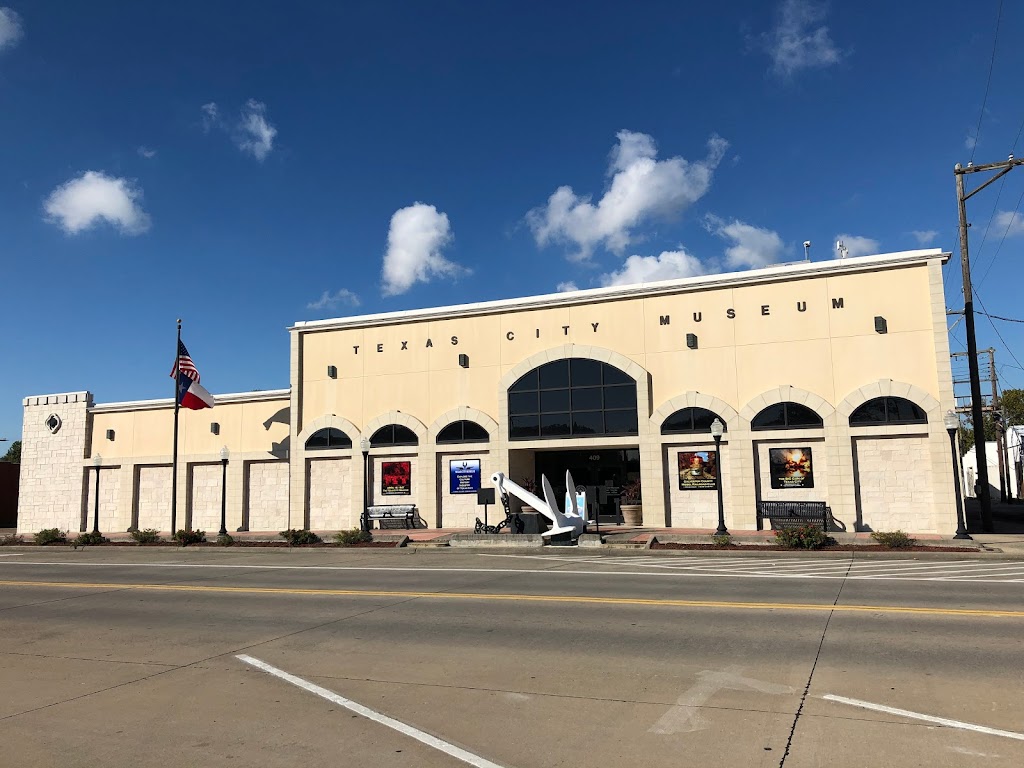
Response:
[976, 183, 1024, 288]
[969, 0, 1003, 165]
[975, 287, 1024, 374]
[978, 310, 1024, 324]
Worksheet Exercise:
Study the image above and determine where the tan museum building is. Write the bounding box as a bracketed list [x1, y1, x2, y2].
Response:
[17, 249, 962, 535]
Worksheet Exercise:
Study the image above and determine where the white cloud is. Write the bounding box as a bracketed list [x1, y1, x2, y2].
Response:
[763, 0, 843, 78]
[0, 7, 23, 52]
[307, 289, 361, 311]
[599, 249, 707, 287]
[381, 203, 468, 296]
[556, 281, 579, 292]
[835, 234, 880, 257]
[965, 134, 977, 151]
[910, 229, 938, 245]
[993, 210, 1024, 238]
[705, 214, 785, 269]
[43, 171, 151, 235]
[137, 146, 157, 159]
[200, 102, 219, 132]
[527, 130, 728, 261]
[236, 99, 276, 161]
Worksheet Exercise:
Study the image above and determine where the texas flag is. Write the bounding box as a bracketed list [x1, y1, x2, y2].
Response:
[176, 371, 215, 410]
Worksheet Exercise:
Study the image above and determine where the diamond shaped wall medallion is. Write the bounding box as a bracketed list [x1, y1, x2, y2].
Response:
[45, 414, 62, 434]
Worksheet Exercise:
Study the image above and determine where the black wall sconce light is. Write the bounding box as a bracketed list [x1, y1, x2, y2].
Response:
[686, 333, 698, 349]
[105, 429, 115, 441]
[327, 365, 338, 379]
[874, 316, 887, 334]
[458, 353, 469, 368]
[210, 422, 220, 436]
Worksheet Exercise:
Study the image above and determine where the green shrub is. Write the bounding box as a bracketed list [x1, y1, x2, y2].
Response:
[34, 528, 68, 546]
[279, 528, 321, 546]
[0, 533, 23, 546]
[334, 528, 372, 546]
[711, 533, 733, 547]
[774, 524, 833, 550]
[173, 529, 206, 546]
[130, 528, 162, 544]
[72, 531, 109, 547]
[870, 530, 916, 549]
[216, 533, 235, 547]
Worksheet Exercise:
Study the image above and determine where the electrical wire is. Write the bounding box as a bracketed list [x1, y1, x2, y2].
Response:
[978, 310, 1024, 324]
[969, 0, 1003, 165]
[976, 183, 1024, 288]
[975, 287, 1024, 375]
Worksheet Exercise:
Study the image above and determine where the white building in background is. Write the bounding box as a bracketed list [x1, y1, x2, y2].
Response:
[961, 426, 1024, 500]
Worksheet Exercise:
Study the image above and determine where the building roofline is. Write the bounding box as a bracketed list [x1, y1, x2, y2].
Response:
[291, 249, 949, 333]
[89, 388, 290, 414]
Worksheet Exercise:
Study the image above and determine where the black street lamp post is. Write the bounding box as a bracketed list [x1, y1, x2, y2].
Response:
[219, 446, 229, 536]
[360, 437, 370, 532]
[92, 454, 102, 535]
[945, 411, 972, 540]
[710, 418, 728, 535]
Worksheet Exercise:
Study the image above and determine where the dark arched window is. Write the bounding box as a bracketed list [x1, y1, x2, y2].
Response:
[751, 402, 823, 430]
[305, 428, 352, 450]
[370, 424, 418, 447]
[850, 397, 927, 426]
[661, 407, 727, 435]
[508, 358, 638, 440]
[437, 420, 490, 444]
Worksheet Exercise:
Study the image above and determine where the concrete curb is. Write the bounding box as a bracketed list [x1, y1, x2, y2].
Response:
[447, 533, 545, 548]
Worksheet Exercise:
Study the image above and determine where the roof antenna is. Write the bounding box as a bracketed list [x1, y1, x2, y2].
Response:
[836, 240, 849, 259]
[803, 240, 811, 261]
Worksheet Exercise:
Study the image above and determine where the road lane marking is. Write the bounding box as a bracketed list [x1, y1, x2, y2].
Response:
[237, 655, 506, 768]
[1, 580, 1023, 617]
[0, 553, 25, 557]
[821, 694, 1024, 742]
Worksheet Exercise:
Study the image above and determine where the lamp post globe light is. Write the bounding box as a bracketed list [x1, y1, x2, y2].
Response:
[944, 410, 972, 540]
[710, 418, 728, 536]
[360, 437, 371, 532]
[219, 446, 229, 536]
[91, 453, 102, 535]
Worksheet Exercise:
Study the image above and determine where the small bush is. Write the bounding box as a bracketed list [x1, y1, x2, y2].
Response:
[774, 524, 833, 550]
[334, 528, 372, 546]
[711, 533, 733, 547]
[130, 528, 162, 544]
[620, 479, 642, 504]
[72, 531, 109, 547]
[216, 533, 235, 547]
[34, 528, 68, 546]
[0, 533, 24, 546]
[173, 529, 206, 546]
[870, 530, 916, 549]
[279, 528, 321, 546]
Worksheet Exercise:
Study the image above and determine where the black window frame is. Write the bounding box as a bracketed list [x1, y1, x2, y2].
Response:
[436, 420, 490, 444]
[304, 427, 353, 450]
[508, 358, 638, 441]
[751, 402, 823, 431]
[369, 424, 419, 447]
[660, 407, 727, 435]
[849, 397, 928, 426]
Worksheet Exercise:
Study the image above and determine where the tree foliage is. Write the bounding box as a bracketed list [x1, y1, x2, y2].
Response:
[957, 388, 1024, 456]
[1, 440, 20, 463]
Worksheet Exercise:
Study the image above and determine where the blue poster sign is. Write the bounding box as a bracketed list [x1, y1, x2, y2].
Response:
[449, 459, 481, 494]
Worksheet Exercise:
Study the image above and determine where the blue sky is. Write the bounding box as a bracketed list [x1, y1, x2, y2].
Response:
[2, 0, 1024, 442]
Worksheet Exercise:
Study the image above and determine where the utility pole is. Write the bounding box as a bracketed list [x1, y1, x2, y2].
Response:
[954, 156, 1024, 532]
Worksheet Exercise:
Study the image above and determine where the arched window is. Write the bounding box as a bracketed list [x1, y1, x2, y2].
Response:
[751, 402, 823, 430]
[305, 428, 352, 450]
[508, 358, 638, 440]
[370, 424, 419, 447]
[661, 407, 727, 435]
[437, 420, 490, 444]
[850, 397, 927, 426]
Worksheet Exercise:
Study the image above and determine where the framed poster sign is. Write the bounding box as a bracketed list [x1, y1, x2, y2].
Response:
[678, 451, 718, 490]
[449, 459, 481, 494]
[381, 460, 412, 496]
[769, 447, 814, 489]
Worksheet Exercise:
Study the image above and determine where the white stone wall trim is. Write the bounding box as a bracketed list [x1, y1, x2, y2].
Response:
[650, 392, 741, 433]
[739, 386, 836, 422]
[427, 407, 500, 443]
[835, 379, 941, 419]
[89, 389, 290, 413]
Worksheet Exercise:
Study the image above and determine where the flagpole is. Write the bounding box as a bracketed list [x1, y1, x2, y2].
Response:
[171, 318, 181, 535]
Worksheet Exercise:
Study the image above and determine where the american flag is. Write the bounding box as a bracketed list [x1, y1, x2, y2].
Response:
[170, 339, 201, 383]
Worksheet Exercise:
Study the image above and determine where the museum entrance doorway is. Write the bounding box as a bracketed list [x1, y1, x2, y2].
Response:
[533, 448, 640, 523]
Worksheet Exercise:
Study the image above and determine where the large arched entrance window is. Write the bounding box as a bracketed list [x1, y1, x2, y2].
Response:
[304, 428, 352, 450]
[508, 358, 638, 440]
[751, 402, 823, 430]
[849, 397, 927, 426]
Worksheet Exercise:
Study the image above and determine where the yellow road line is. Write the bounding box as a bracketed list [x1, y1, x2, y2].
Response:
[0, 580, 1021, 618]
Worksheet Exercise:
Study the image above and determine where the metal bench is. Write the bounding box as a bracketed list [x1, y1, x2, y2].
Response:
[366, 504, 417, 529]
[757, 501, 832, 532]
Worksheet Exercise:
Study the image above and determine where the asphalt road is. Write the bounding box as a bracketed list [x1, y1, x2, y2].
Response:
[1, 547, 1022, 767]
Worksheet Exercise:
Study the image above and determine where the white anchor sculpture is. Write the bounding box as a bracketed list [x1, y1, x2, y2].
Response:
[491, 471, 587, 539]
